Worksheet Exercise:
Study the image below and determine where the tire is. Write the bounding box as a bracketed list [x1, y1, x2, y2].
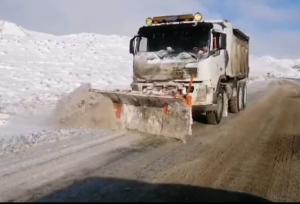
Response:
[229, 83, 244, 113]
[242, 83, 247, 109]
[238, 83, 243, 111]
[229, 87, 239, 113]
[206, 92, 224, 124]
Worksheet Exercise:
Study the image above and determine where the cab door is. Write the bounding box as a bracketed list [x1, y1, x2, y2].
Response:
[208, 31, 227, 88]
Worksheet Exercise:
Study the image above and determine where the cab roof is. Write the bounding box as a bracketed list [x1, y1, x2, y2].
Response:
[138, 22, 213, 36]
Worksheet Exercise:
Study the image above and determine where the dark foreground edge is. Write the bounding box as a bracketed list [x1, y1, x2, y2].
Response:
[35, 177, 270, 202]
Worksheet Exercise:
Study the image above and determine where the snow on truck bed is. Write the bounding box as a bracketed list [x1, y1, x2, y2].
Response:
[0, 21, 299, 154]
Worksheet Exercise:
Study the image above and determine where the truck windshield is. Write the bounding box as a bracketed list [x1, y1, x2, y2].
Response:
[138, 24, 211, 53]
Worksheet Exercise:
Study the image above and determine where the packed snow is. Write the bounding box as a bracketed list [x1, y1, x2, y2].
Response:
[0, 21, 299, 155]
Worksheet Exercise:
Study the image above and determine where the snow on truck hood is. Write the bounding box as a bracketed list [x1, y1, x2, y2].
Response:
[133, 51, 197, 81]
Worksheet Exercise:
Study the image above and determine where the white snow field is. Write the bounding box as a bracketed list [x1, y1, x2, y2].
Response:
[0, 21, 132, 154]
[0, 21, 132, 116]
[0, 21, 299, 155]
[249, 55, 300, 81]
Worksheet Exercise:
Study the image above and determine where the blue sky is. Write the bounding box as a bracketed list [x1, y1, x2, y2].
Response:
[0, 0, 299, 58]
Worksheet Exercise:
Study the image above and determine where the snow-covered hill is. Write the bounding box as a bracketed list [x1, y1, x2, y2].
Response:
[0, 21, 28, 37]
[0, 21, 132, 116]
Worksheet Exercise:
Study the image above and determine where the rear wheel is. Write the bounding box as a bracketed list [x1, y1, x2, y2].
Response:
[229, 87, 239, 113]
[206, 92, 224, 124]
[229, 83, 244, 113]
[238, 83, 243, 111]
[242, 83, 247, 109]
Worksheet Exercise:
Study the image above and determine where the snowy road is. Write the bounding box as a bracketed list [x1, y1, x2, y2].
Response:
[0, 79, 299, 202]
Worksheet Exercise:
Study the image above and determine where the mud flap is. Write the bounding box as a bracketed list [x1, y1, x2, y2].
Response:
[93, 89, 193, 141]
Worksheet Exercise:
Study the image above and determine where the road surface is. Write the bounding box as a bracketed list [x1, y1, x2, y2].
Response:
[0, 79, 299, 202]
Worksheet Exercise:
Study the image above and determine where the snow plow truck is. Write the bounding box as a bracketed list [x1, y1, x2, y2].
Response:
[91, 13, 249, 141]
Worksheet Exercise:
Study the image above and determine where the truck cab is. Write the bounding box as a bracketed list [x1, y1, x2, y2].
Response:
[129, 13, 249, 124]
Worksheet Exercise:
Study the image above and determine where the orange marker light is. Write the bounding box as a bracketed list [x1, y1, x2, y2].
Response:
[185, 94, 193, 107]
[163, 104, 171, 115]
[113, 103, 124, 119]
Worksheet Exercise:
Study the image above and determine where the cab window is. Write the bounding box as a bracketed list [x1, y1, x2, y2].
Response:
[212, 32, 226, 50]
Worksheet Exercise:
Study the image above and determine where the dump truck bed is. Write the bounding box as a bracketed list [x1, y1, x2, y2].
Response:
[227, 28, 250, 78]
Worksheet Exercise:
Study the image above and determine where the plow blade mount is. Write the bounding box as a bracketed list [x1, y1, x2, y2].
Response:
[91, 89, 193, 141]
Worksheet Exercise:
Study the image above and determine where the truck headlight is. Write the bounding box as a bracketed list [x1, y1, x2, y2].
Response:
[194, 12, 204, 22]
[146, 17, 153, 26]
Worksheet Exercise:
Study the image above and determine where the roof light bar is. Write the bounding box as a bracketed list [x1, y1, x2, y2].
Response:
[145, 17, 153, 26]
[145, 12, 204, 26]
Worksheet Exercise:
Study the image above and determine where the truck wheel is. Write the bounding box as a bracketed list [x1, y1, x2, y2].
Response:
[229, 87, 239, 113]
[238, 83, 243, 111]
[242, 83, 247, 109]
[206, 92, 224, 124]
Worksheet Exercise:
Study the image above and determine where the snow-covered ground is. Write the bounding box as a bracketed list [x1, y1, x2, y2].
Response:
[0, 21, 299, 155]
[249, 55, 300, 81]
[0, 21, 132, 155]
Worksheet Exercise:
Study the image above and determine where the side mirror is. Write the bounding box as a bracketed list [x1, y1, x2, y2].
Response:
[129, 35, 139, 55]
[212, 32, 226, 50]
[129, 37, 135, 54]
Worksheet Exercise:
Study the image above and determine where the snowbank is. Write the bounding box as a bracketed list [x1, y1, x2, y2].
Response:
[0, 21, 27, 37]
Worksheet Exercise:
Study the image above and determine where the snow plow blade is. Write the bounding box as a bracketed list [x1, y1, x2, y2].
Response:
[91, 89, 193, 141]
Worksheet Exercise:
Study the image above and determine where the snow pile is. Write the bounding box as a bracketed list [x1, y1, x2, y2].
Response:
[52, 84, 120, 130]
[0, 21, 27, 37]
[250, 55, 300, 81]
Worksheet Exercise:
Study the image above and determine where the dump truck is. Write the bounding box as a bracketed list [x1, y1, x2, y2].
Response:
[92, 13, 249, 141]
